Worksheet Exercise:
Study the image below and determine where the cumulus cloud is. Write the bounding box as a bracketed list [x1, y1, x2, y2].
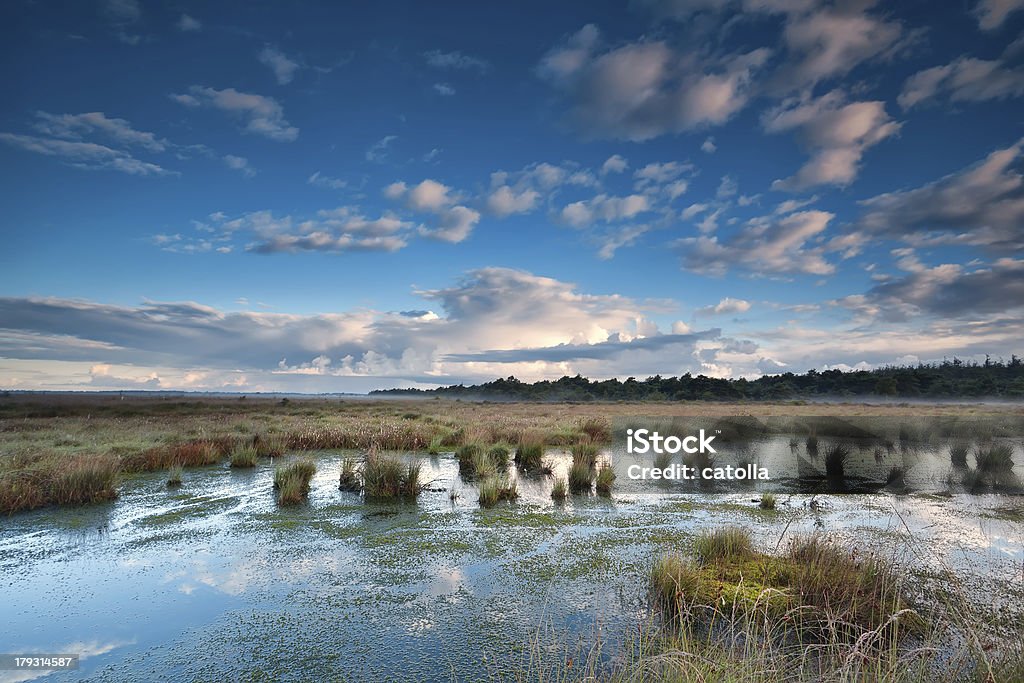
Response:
[259, 46, 301, 85]
[695, 297, 752, 316]
[674, 209, 837, 276]
[538, 24, 770, 140]
[561, 194, 650, 227]
[856, 138, 1024, 253]
[601, 154, 628, 174]
[170, 86, 299, 141]
[433, 83, 456, 96]
[384, 179, 480, 243]
[485, 185, 540, 217]
[763, 90, 900, 190]
[898, 56, 1024, 109]
[0, 132, 173, 175]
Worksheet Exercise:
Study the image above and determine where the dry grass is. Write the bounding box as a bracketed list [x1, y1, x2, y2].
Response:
[362, 452, 421, 500]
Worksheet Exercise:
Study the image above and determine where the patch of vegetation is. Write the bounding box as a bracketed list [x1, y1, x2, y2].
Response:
[338, 457, 360, 492]
[570, 442, 599, 468]
[568, 461, 593, 494]
[515, 440, 545, 473]
[0, 453, 119, 514]
[975, 444, 1014, 472]
[693, 526, 754, 563]
[595, 463, 615, 496]
[950, 442, 970, 467]
[362, 452, 421, 500]
[166, 465, 183, 488]
[229, 444, 259, 468]
[273, 459, 316, 505]
[478, 475, 518, 508]
[759, 492, 776, 510]
[823, 443, 850, 478]
[551, 477, 567, 502]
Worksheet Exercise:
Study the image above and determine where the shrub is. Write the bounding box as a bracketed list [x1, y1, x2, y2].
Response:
[568, 461, 593, 494]
[229, 445, 259, 468]
[595, 463, 615, 496]
[478, 475, 518, 508]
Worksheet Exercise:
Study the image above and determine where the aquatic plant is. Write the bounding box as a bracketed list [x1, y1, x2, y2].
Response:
[568, 461, 594, 494]
[486, 443, 511, 469]
[759, 492, 776, 510]
[471, 448, 498, 480]
[166, 465, 183, 488]
[229, 444, 259, 468]
[949, 442, 970, 467]
[577, 417, 611, 443]
[273, 459, 316, 505]
[550, 477, 568, 502]
[823, 443, 850, 478]
[595, 463, 615, 496]
[975, 444, 1014, 472]
[456, 443, 484, 477]
[362, 452, 421, 500]
[338, 458, 360, 492]
[571, 442, 599, 468]
[478, 475, 518, 508]
[515, 440, 545, 473]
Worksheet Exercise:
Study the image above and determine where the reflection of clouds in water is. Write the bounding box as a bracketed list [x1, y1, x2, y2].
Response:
[0, 638, 134, 683]
[173, 552, 351, 597]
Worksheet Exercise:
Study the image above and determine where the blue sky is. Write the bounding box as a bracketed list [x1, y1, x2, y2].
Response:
[1, 0, 1023, 392]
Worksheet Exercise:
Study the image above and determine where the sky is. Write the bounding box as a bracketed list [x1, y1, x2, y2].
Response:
[1, 0, 1023, 393]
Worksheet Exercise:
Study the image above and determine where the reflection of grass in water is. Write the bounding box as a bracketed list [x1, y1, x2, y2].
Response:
[949, 442, 970, 467]
[975, 444, 1014, 472]
[823, 443, 850, 478]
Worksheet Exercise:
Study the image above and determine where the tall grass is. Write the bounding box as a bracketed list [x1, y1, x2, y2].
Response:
[0, 453, 120, 514]
[568, 461, 593, 494]
[166, 465, 183, 488]
[693, 526, 754, 563]
[571, 442, 599, 468]
[273, 459, 316, 505]
[823, 443, 850, 478]
[577, 417, 611, 443]
[362, 452, 421, 500]
[595, 463, 615, 496]
[975, 444, 1014, 472]
[759, 492, 776, 510]
[515, 441, 545, 473]
[338, 457, 360, 492]
[551, 477, 568, 502]
[949, 442, 970, 467]
[229, 444, 259, 468]
[478, 475, 518, 508]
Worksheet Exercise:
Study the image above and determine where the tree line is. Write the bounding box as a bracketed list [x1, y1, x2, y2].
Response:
[371, 356, 1024, 401]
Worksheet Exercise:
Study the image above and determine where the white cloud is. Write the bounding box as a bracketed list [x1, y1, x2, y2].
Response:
[485, 185, 540, 217]
[701, 136, 717, 153]
[695, 297, 751, 316]
[177, 14, 201, 32]
[385, 179, 480, 243]
[675, 210, 837, 276]
[33, 111, 167, 152]
[102, 0, 140, 23]
[974, 0, 1024, 29]
[539, 24, 770, 140]
[898, 56, 1024, 109]
[170, 86, 299, 141]
[763, 90, 900, 190]
[366, 134, 397, 161]
[307, 171, 347, 189]
[561, 193, 650, 227]
[259, 46, 300, 85]
[433, 83, 456, 96]
[0, 132, 173, 175]
[601, 154, 628, 174]
[223, 154, 255, 177]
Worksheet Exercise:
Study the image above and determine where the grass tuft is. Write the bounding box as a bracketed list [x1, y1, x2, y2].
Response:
[568, 461, 594, 494]
[949, 442, 970, 467]
[759, 492, 776, 509]
[362, 452, 421, 500]
[166, 465, 183, 488]
[693, 526, 754, 563]
[338, 457, 360, 492]
[515, 440, 545, 473]
[975, 444, 1014, 472]
[823, 443, 850, 478]
[478, 475, 518, 507]
[273, 459, 316, 506]
[595, 463, 615, 496]
[229, 444, 259, 468]
[550, 477, 568, 502]
[571, 442, 599, 468]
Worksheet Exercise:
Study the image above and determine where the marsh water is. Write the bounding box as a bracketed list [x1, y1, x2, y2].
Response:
[2, 434, 1023, 682]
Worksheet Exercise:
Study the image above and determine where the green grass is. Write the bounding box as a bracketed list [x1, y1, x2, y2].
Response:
[550, 477, 567, 502]
[427, 434, 444, 455]
[570, 442, 598, 467]
[759, 492, 776, 509]
[478, 475, 518, 508]
[595, 463, 615, 496]
[229, 444, 259, 468]
[362, 452, 421, 500]
[487, 444, 511, 469]
[273, 459, 316, 505]
[515, 441, 545, 472]
[693, 526, 755, 563]
[0, 453, 120, 514]
[568, 461, 593, 494]
[166, 465, 183, 488]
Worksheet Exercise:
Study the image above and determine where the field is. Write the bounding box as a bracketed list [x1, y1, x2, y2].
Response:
[1, 394, 1023, 681]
